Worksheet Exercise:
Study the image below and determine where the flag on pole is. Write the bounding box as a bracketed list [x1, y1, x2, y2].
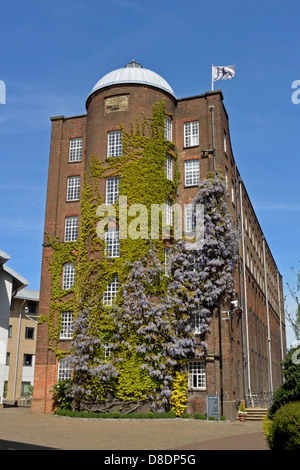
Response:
[212, 65, 235, 90]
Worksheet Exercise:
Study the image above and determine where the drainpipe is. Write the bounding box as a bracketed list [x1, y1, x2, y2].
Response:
[209, 105, 216, 172]
[235, 169, 247, 404]
[218, 302, 224, 417]
[277, 271, 285, 383]
[277, 272, 284, 362]
[239, 178, 254, 407]
[262, 237, 273, 397]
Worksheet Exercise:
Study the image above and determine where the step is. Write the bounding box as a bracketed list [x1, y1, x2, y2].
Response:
[237, 407, 268, 420]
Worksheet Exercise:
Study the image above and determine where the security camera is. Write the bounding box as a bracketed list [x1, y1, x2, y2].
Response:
[25, 307, 29, 313]
[231, 300, 239, 308]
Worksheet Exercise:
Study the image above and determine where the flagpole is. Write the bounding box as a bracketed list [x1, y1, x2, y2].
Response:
[212, 64, 214, 91]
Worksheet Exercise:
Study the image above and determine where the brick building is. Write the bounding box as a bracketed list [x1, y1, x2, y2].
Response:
[31, 61, 286, 420]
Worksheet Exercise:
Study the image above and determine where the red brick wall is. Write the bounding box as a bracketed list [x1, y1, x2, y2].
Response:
[32, 82, 286, 419]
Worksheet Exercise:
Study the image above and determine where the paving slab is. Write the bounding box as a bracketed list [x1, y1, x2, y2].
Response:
[0, 406, 268, 451]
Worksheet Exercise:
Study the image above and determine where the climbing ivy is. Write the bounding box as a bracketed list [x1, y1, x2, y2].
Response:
[43, 100, 238, 415]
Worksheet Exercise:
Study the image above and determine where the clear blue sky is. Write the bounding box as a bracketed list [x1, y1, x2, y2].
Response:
[0, 0, 299, 347]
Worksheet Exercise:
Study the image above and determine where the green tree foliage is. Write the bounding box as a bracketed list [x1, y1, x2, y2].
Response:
[268, 347, 300, 418]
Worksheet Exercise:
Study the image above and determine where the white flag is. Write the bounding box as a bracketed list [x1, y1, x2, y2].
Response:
[212, 65, 235, 89]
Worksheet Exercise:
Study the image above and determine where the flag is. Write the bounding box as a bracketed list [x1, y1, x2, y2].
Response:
[212, 65, 235, 89]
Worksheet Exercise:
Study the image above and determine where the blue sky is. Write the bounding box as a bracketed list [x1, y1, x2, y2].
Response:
[0, 0, 299, 347]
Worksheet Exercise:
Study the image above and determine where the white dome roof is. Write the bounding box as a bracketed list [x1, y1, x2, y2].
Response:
[87, 61, 176, 99]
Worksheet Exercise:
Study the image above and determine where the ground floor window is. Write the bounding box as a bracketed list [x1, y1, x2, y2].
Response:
[58, 357, 72, 382]
[21, 381, 32, 398]
[188, 361, 206, 389]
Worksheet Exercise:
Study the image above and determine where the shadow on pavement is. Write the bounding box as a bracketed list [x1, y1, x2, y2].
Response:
[0, 439, 57, 450]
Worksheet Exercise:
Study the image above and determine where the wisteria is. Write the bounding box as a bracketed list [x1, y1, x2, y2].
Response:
[69, 172, 239, 413]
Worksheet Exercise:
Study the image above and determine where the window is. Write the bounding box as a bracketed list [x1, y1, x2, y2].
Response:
[3, 381, 8, 399]
[188, 361, 206, 389]
[25, 327, 34, 340]
[244, 212, 248, 231]
[191, 314, 201, 334]
[69, 138, 82, 162]
[58, 357, 72, 382]
[165, 200, 173, 226]
[108, 130, 122, 157]
[6, 352, 10, 366]
[103, 275, 119, 306]
[64, 216, 79, 242]
[184, 121, 199, 147]
[105, 227, 120, 258]
[106, 177, 120, 204]
[185, 159, 200, 186]
[23, 354, 33, 367]
[67, 176, 80, 201]
[104, 344, 111, 358]
[27, 302, 36, 314]
[165, 155, 173, 181]
[60, 312, 73, 339]
[185, 203, 196, 233]
[8, 325, 12, 338]
[164, 115, 172, 141]
[63, 263, 75, 290]
[21, 382, 32, 398]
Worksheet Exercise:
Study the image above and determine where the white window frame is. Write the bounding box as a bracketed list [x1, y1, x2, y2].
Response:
[165, 155, 173, 181]
[164, 115, 172, 141]
[165, 200, 173, 226]
[191, 314, 201, 334]
[184, 121, 199, 147]
[104, 344, 111, 358]
[106, 176, 120, 205]
[103, 275, 119, 306]
[58, 357, 72, 382]
[69, 138, 82, 162]
[185, 159, 200, 187]
[105, 227, 120, 258]
[62, 263, 75, 290]
[64, 216, 78, 242]
[185, 203, 196, 233]
[67, 176, 80, 201]
[60, 311, 74, 340]
[107, 130, 122, 158]
[188, 361, 206, 389]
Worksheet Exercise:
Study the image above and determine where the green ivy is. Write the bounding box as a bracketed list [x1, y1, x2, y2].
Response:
[43, 100, 181, 404]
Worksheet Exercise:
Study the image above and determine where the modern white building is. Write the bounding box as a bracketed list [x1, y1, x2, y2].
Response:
[0, 250, 29, 404]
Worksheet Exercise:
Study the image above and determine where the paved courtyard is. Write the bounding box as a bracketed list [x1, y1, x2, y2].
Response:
[0, 406, 268, 451]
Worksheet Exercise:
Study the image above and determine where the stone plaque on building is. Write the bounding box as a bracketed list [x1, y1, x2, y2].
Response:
[105, 95, 128, 113]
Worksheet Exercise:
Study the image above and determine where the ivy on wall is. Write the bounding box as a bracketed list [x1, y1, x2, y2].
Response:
[42, 100, 238, 415]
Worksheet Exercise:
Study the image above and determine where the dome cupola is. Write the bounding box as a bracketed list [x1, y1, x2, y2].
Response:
[87, 60, 176, 100]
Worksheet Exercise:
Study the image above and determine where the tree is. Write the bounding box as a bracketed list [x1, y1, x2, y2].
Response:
[113, 243, 195, 412]
[268, 346, 300, 418]
[69, 172, 239, 413]
[169, 171, 239, 347]
[285, 263, 300, 341]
